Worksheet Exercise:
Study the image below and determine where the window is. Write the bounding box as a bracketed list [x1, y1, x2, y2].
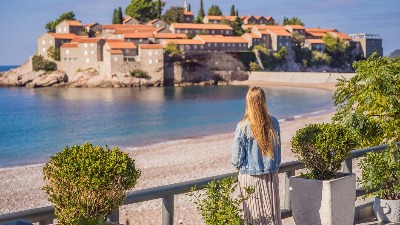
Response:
[114, 56, 118, 62]
[155, 51, 159, 55]
[185, 29, 188, 34]
[212, 30, 215, 34]
[58, 28, 61, 32]
[91, 50, 94, 55]
[50, 40, 52, 44]
[187, 45, 190, 50]
[156, 24, 160, 28]
[214, 43, 217, 47]
[86, 58, 90, 63]
[139, 39, 143, 43]
[148, 59, 153, 64]
[64, 27, 67, 32]
[228, 43, 230, 47]
[215, 61, 218, 65]
[66, 50, 69, 54]
[126, 49, 130, 53]
[239, 43, 242, 47]
[194, 45, 197, 49]
[263, 37, 266, 40]
[226, 30, 229, 35]
[186, 17, 189, 21]
[155, 59, 159, 63]
[286, 36, 289, 40]
[207, 43, 211, 47]
[91, 43, 94, 47]
[222, 43, 225, 47]
[286, 42, 289, 47]
[84, 51, 88, 55]
[42, 48, 46, 52]
[84, 43, 88, 48]
[148, 51, 152, 56]
[200, 45, 204, 49]
[233, 43, 235, 47]
[177, 30, 181, 34]
[42, 40, 45, 45]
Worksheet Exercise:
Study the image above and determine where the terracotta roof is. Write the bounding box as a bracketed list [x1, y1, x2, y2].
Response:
[61, 43, 78, 48]
[254, 16, 263, 20]
[241, 16, 253, 20]
[107, 41, 137, 49]
[148, 19, 159, 24]
[108, 49, 123, 55]
[102, 24, 153, 30]
[307, 31, 327, 37]
[171, 23, 233, 30]
[242, 33, 261, 38]
[330, 32, 351, 40]
[153, 33, 187, 39]
[124, 32, 153, 39]
[259, 30, 270, 35]
[65, 20, 83, 26]
[164, 39, 204, 45]
[85, 22, 97, 28]
[265, 16, 272, 20]
[306, 39, 325, 44]
[196, 35, 248, 43]
[245, 25, 284, 30]
[48, 33, 77, 39]
[305, 28, 327, 33]
[139, 44, 163, 49]
[123, 16, 133, 23]
[286, 25, 305, 30]
[184, 11, 194, 16]
[105, 39, 124, 43]
[267, 29, 291, 36]
[71, 37, 101, 43]
[205, 16, 237, 22]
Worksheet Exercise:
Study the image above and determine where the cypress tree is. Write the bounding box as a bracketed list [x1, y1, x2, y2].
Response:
[197, 0, 205, 22]
[157, 0, 162, 18]
[112, 9, 117, 24]
[235, 9, 239, 17]
[230, 5, 235, 16]
[117, 7, 123, 24]
[188, 4, 191, 12]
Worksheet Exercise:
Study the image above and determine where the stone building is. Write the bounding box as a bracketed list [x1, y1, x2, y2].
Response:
[162, 39, 205, 52]
[304, 39, 325, 52]
[85, 23, 102, 37]
[37, 33, 78, 59]
[285, 25, 306, 36]
[267, 29, 292, 51]
[183, 11, 194, 23]
[349, 33, 383, 58]
[56, 20, 84, 35]
[203, 16, 237, 24]
[242, 33, 262, 48]
[148, 19, 168, 29]
[193, 35, 248, 52]
[169, 23, 233, 36]
[123, 16, 140, 25]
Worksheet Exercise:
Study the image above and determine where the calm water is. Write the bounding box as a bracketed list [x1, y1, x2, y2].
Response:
[0, 86, 334, 168]
[0, 65, 18, 72]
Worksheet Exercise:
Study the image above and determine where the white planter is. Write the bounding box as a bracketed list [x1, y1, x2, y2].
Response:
[374, 196, 400, 222]
[289, 173, 356, 225]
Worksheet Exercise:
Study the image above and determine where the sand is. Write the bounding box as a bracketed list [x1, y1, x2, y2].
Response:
[0, 82, 337, 224]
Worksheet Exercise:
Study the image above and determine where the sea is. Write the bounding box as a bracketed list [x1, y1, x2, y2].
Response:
[0, 65, 335, 168]
[0, 65, 18, 72]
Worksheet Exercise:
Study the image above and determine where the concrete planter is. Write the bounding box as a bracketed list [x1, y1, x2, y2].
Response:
[289, 173, 356, 225]
[374, 196, 400, 222]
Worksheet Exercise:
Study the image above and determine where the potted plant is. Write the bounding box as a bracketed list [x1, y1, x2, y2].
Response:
[188, 176, 254, 225]
[358, 145, 400, 222]
[42, 142, 141, 225]
[290, 123, 358, 225]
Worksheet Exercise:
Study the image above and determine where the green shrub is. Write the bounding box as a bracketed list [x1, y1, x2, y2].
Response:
[165, 43, 182, 57]
[249, 61, 262, 71]
[359, 145, 400, 200]
[188, 177, 254, 225]
[47, 46, 60, 61]
[291, 123, 358, 180]
[42, 142, 141, 225]
[32, 55, 57, 72]
[130, 69, 151, 80]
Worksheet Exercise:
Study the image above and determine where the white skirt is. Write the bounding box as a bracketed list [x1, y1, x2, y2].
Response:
[238, 172, 282, 225]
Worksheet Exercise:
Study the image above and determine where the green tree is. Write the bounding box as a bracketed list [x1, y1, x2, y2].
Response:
[162, 7, 185, 24]
[291, 31, 305, 47]
[322, 34, 351, 68]
[235, 10, 239, 17]
[117, 7, 123, 24]
[197, 0, 205, 23]
[156, 0, 162, 19]
[125, 0, 165, 22]
[188, 4, 191, 12]
[165, 43, 183, 57]
[283, 16, 304, 26]
[230, 5, 235, 16]
[207, 4, 222, 16]
[249, 61, 262, 71]
[45, 11, 76, 32]
[47, 46, 60, 61]
[333, 53, 400, 147]
[112, 9, 117, 24]
[232, 17, 245, 36]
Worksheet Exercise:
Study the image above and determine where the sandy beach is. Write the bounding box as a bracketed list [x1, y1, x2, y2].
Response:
[0, 81, 339, 224]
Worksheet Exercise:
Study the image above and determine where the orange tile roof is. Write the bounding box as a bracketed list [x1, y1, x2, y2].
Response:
[71, 37, 101, 43]
[184, 11, 194, 16]
[265, 16, 272, 20]
[124, 32, 154, 39]
[148, 19, 159, 24]
[286, 25, 305, 30]
[48, 33, 77, 39]
[108, 49, 123, 55]
[306, 39, 325, 44]
[102, 24, 153, 30]
[164, 39, 204, 45]
[171, 23, 233, 30]
[107, 41, 137, 49]
[123, 16, 133, 23]
[105, 39, 124, 42]
[153, 33, 187, 39]
[331, 32, 351, 40]
[66, 20, 83, 26]
[305, 28, 327, 33]
[139, 44, 163, 49]
[267, 29, 291, 36]
[85, 22, 97, 28]
[243, 33, 261, 38]
[196, 35, 248, 43]
[254, 16, 263, 20]
[259, 30, 270, 35]
[61, 43, 78, 48]
[246, 25, 285, 30]
[206, 16, 237, 22]
[307, 31, 327, 37]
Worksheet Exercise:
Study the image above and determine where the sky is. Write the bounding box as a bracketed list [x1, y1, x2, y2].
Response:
[0, 0, 399, 65]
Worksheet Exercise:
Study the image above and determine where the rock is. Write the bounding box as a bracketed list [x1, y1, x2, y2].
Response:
[217, 81, 228, 85]
[25, 71, 67, 88]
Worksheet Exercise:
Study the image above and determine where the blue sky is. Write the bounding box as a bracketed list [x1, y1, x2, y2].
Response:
[0, 0, 399, 65]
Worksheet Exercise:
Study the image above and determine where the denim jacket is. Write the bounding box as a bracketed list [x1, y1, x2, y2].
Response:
[232, 116, 281, 175]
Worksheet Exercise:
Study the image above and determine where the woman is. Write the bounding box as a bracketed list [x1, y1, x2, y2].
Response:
[232, 86, 281, 225]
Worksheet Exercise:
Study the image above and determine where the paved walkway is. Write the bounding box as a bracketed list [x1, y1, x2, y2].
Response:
[282, 217, 400, 225]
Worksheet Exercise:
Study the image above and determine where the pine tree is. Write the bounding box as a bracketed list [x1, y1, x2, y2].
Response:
[197, 0, 205, 23]
[112, 9, 117, 24]
[230, 5, 235, 16]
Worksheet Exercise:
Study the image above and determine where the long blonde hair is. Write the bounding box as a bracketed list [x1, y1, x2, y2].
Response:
[241, 86, 278, 158]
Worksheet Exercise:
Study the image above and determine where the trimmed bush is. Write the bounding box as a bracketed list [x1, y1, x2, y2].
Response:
[42, 142, 140, 225]
[291, 123, 358, 180]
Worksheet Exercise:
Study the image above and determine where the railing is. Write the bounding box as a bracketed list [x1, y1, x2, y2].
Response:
[0, 143, 398, 225]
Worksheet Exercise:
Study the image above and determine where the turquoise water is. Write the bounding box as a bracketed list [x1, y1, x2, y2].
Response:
[0, 86, 334, 168]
